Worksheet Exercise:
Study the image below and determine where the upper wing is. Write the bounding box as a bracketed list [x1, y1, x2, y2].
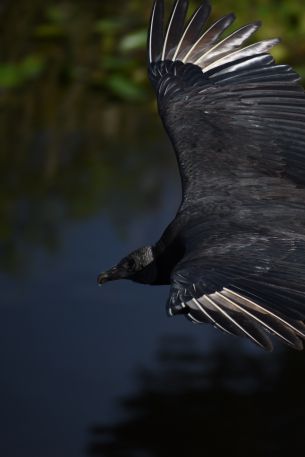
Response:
[147, 0, 305, 206]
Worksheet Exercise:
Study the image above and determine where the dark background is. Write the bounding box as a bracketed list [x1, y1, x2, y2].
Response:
[1, 0, 305, 456]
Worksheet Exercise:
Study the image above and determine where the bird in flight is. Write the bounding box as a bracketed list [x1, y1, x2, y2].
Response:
[98, 0, 305, 351]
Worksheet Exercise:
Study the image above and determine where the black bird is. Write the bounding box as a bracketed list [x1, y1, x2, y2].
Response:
[98, 0, 305, 351]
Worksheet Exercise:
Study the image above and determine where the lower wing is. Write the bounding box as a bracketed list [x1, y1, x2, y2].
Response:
[168, 232, 305, 351]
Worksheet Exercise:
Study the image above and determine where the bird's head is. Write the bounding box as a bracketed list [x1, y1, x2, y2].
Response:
[97, 246, 155, 285]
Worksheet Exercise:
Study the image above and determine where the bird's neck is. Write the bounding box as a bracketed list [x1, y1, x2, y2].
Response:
[149, 218, 186, 285]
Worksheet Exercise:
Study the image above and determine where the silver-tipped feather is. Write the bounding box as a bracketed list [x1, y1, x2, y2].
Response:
[149, 1, 280, 77]
[206, 54, 275, 79]
[161, 0, 188, 60]
[203, 295, 268, 349]
[194, 21, 261, 66]
[182, 13, 236, 63]
[188, 287, 304, 350]
[214, 291, 303, 349]
[223, 288, 305, 340]
[190, 297, 233, 335]
[172, 1, 211, 60]
[148, 0, 164, 63]
[203, 38, 280, 72]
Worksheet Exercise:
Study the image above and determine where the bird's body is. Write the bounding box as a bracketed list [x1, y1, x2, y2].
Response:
[98, 0, 305, 351]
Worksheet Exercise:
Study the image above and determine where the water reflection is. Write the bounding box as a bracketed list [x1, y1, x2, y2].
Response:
[0, 0, 176, 273]
[0, 99, 176, 272]
[87, 336, 305, 457]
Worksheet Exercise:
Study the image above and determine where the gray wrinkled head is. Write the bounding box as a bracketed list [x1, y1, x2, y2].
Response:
[97, 246, 155, 285]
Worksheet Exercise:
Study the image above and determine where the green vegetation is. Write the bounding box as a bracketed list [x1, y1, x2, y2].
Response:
[1, 0, 305, 98]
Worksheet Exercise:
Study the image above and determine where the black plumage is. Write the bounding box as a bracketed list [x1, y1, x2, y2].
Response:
[98, 0, 305, 351]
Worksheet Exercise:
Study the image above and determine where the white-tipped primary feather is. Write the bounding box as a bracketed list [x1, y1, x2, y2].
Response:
[202, 38, 280, 72]
[193, 22, 261, 66]
[203, 295, 265, 348]
[172, 7, 201, 60]
[187, 312, 202, 323]
[149, 1, 158, 63]
[172, 1, 210, 60]
[223, 288, 305, 339]
[161, 0, 187, 60]
[148, 0, 164, 63]
[214, 291, 301, 347]
[182, 13, 236, 63]
[191, 297, 232, 334]
[206, 54, 274, 80]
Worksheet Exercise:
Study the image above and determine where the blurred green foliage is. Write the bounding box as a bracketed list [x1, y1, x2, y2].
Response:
[0, 0, 304, 272]
[1, 0, 305, 97]
[0, 55, 45, 88]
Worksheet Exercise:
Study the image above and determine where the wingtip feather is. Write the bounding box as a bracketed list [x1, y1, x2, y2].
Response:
[222, 288, 305, 350]
[148, 0, 165, 63]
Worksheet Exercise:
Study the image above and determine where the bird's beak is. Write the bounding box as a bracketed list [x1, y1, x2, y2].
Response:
[97, 266, 121, 285]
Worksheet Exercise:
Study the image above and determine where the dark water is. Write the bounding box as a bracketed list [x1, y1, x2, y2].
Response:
[2, 102, 305, 457]
[0, 100, 229, 456]
[1, 0, 305, 456]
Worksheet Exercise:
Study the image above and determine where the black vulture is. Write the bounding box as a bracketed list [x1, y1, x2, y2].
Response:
[98, 0, 305, 351]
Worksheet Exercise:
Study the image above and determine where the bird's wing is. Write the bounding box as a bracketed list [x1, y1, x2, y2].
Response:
[148, 0, 305, 206]
[149, 0, 305, 350]
[168, 227, 305, 351]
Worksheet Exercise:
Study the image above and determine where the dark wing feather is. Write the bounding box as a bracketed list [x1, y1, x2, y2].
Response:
[173, 1, 211, 61]
[168, 233, 305, 350]
[147, 0, 305, 350]
[193, 21, 261, 67]
[161, 0, 189, 60]
[148, 1, 305, 201]
[149, 65, 305, 201]
[182, 13, 236, 63]
[148, 0, 164, 63]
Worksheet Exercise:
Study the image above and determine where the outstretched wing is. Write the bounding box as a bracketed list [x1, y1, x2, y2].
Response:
[147, 0, 305, 205]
